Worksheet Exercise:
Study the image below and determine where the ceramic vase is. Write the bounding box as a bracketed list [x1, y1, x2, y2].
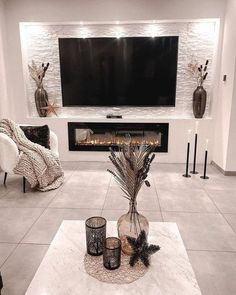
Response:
[193, 86, 207, 118]
[35, 85, 48, 117]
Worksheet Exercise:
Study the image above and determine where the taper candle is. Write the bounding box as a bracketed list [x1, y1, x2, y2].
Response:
[195, 121, 199, 134]
[187, 129, 192, 142]
[190, 125, 199, 174]
[183, 130, 191, 178]
[205, 139, 209, 150]
[200, 149, 209, 180]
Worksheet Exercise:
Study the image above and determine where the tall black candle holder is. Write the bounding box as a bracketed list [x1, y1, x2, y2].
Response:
[0, 272, 3, 295]
[183, 142, 191, 178]
[85, 216, 106, 256]
[190, 133, 199, 174]
[200, 150, 209, 179]
[103, 237, 121, 270]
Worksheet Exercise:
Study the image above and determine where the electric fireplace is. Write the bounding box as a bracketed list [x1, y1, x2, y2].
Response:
[68, 122, 168, 152]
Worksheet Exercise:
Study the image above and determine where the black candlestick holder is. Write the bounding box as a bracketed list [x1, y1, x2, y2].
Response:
[190, 133, 199, 174]
[85, 216, 106, 256]
[103, 237, 121, 270]
[200, 150, 209, 179]
[0, 272, 3, 295]
[183, 142, 191, 178]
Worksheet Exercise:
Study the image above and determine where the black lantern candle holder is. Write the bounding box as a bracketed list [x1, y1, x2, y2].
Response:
[103, 237, 121, 270]
[85, 216, 106, 256]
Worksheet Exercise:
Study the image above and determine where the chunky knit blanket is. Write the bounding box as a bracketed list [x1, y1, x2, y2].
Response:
[0, 119, 64, 191]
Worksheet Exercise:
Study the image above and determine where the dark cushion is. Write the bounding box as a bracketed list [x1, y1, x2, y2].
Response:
[20, 125, 50, 149]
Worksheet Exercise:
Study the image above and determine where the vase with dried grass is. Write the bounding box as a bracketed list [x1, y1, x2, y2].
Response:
[107, 142, 155, 255]
[28, 61, 50, 117]
[188, 58, 209, 118]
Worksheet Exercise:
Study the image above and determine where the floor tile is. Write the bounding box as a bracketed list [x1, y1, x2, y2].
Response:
[61, 161, 112, 171]
[0, 208, 44, 243]
[63, 170, 75, 181]
[101, 209, 127, 220]
[66, 170, 111, 187]
[1, 244, 48, 295]
[224, 214, 236, 233]
[0, 176, 21, 198]
[0, 244, 17, 267]
[196, 174, 236, 191]
[0, 163, 236, 295]
[0, 174, 24, 190]
[206, 189, 236, 213]
[158, 188, 218, 213]
[153, 171, 201, 190]
[0, 188, 58, 208]
[22, 208, 101, 244]
[49, 186, 107, 209]
[162, 212, 236, 251]
[188, 250, 236, 295]
[151, 163, 186, 173]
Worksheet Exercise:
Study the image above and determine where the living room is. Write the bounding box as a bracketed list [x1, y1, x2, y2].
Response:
[0, 0, 236, 294]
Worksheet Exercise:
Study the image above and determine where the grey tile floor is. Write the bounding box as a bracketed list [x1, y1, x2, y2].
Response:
[0, 162, 236, 295]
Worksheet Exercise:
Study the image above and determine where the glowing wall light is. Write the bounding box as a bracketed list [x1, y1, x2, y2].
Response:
[147, 24, 159, 38]
[80, 27, 90, 39]
[115, 26, 124, 39]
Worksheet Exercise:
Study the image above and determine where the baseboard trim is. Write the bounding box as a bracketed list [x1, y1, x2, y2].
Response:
[211, 161, 236, 176]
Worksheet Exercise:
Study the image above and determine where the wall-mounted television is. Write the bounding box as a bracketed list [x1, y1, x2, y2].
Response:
[59, 36, 178, 106]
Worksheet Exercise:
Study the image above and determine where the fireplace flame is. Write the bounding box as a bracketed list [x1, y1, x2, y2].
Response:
[76, 137, 160, 146]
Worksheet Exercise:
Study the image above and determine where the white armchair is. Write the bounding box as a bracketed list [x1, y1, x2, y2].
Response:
[0, 126, 59, 192]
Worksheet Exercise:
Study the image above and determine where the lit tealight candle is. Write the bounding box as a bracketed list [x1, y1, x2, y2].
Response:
[205, 139, 209, 150]
[195, 121, 199, 134]
[187, 129, 192, 142]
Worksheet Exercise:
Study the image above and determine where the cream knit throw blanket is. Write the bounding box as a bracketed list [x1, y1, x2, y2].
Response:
[0, 119, 64, 191]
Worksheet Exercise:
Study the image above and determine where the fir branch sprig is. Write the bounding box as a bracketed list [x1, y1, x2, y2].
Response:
[127, 230, 160, 267]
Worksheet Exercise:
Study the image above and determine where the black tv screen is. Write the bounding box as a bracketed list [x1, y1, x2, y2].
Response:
[59, 36, 178, 106]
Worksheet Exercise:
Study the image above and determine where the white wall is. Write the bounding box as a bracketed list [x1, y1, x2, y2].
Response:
[3, 0, 226, 121]
[1, 0, 227, 163]
[213, 0, 236, 171]
[21, 21, 217, 118]
[225, 61, 236, 171]
[0, 0, 9, 119]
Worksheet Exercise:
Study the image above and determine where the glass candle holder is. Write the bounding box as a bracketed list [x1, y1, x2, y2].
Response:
[103, 237, 121, 270]
[85, 216, 106, 256]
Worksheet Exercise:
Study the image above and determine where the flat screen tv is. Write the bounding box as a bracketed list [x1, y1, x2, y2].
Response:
[59, 36, 178, 106]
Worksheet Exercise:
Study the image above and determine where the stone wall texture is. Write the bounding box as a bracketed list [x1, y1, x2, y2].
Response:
[21, 21, 217, 118]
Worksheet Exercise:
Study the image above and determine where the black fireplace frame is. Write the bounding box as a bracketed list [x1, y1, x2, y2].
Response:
[68, 122, 169, 152]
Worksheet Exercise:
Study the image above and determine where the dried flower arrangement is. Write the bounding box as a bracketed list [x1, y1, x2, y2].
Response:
[28, 61, 49, 88]
[107, 142, 155, 254]
[188, 57, 209, 87]
[28, 61, 53, 117]
[107, 143, 155, 207]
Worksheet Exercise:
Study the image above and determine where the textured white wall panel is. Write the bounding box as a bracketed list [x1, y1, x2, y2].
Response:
[20, 21, 217, 118]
